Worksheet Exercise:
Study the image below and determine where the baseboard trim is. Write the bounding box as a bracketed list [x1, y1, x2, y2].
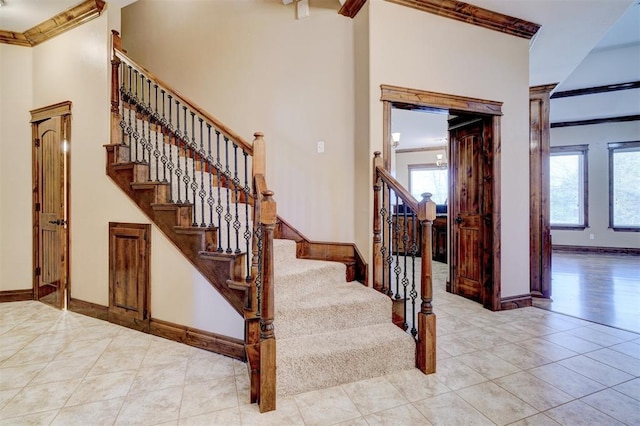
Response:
[501, 294, 532, 310]
[68, 297, 109, 320]
[150, 318, 245, 361]
[552, 245, 640, 255]
[68, 298, 245, 361]
[0, 289, 34, 303]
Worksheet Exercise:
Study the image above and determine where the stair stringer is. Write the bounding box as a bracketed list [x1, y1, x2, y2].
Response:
[104, 144, 247, 316]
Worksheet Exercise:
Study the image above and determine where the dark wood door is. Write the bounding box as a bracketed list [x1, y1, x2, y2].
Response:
[449, 117, 493, 307]
[34, 115, 68, 309]
[109, 222, 151, 331]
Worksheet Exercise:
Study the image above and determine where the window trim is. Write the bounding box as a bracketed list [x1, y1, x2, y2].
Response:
[408, 163, 448, 204]
[550, 144, 589, 230]
[608, 140, 640, 232]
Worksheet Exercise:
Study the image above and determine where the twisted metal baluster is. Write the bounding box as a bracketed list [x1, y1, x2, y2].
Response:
[385, 185, 394, 297]
[380, 181, 388, 295]
[410, 216, 419, 338]
[166, 96, 175, 203]
[153, 84, 160, 182]
[132, 70, 140, 162]
[139, 74, 147, 165]
[233, 143, 241, 253]
[160, 90, 168, 183]
[394, 192, 402, 299]
[224, 137, 232, 253]
[126, 66, 134, 162]
[190, 112, 199, 226]
[206, 124, 214, 228]
[215, 131, 223, 252]
[243, 151, 251, 280]
[146, 78, 153, 180]
[174, 100, 183, 203]
[119, 62, 128, 159]
[255, 223, 263, 317]
[401, 207, 410, 329]
[198, 118, 206, 227]
[182, 106, 190, 205]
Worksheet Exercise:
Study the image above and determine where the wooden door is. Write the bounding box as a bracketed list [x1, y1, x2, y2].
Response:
[32, 106, 70, 310]
[108, 222, 151, 331]
[449, 117, 493, 308]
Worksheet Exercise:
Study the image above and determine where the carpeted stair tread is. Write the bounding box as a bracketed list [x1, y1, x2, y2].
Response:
[275, 281, 392, 339]
[276, 322, 415, 396]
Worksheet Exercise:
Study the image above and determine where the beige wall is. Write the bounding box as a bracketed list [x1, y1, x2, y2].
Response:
[551, 121, 640, 249]
[122, 0, 356, 244]
[360, 2, 532, 299]
[0, 44, 33, 291]
[1, 7, 243, 338]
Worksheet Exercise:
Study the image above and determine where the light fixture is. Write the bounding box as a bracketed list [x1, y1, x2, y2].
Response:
[391, 132, 401, 149]
[436, 152, 447, 168]
[0, 0, 5, 7]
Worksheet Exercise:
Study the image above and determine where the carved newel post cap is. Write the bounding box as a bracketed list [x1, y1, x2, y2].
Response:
[254, 132, 264, 139]
[374, 151, 381, 157]
[421, 193, 433, 201]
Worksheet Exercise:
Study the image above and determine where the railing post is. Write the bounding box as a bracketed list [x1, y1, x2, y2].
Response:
[110, 30, 122, 148]
[372, 152, 383, 291]
[416, 192, 437, 374]
[251, 132, 266, 312]
[259, 190, 277, 413]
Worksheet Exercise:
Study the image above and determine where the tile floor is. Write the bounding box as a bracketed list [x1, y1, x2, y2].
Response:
[1, 297, 639, 425]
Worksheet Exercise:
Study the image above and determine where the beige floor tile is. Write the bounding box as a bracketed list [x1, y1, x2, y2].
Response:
[584, 347, 640, 375]
[238, 396, 304, 426]
[434, 358, 487, 390]
[0, 350, 17, 366]
[66, 370, 136, 406]
[541, 332, 603, 353]
[235, 372, 251, 406]
[456, 382, 538, 425]
[54, 336, 112, 359]
[613, 378, 640, 401]
[179, 406, 241, 426]
[180, 376, 238, 419]
[527, 363, 605, 398]
[88, 350, 145, 376]
[457, 328, 512, 349]
[364, 403, 431, 425]
[456, 350, 521, 380]
[558, 355, 634, 386]
[341, 376, 408, 415]
[438, 334, 480, 356]
[581, 388, 640, 425]
[507, 413, 561, 426]
[0, 409, 59, 426]
[0, 363, 46, 391]
[586, 324, 640, 341]
[489, 344, 553, 370]
[0, 389, 20, 411]
[514, 337, 578, 362]
[566, 327, 626, 347]
[335, 417, 369, 426]
[294, 386, 362, 426]
[385, 368, 450, 402]
[116, 385, 183, 425]
[130, 361, 187, 394]
[142, 339, 193, 367]
[23, 330, 78, 349]
[493, 372, 573, 411]
[0, 378, 81, 420]
[30, 355, 98, 385]
[412, 392, 494, 426]
[185, 352, 236, 383]
[51, 397, 124, 425]
[545, 400, 624, 426]
[0, 335, 38, 354]
[2, 341, 66, 367]
[484, 324, 534, 343]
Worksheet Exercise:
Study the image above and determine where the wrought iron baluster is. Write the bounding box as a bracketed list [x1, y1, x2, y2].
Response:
[224, 136, 232, 253]
[385, 185, 394, 297]
[394, 192, 401, 300]
[153, 84, 160, 182]
[410, 215, 418, 338]
[206, 124, 214, 228]
[190, 112, 199, 225]
[174, 100, 183, 203]
[160, 90, 168, 183]
[198, 118, 206, 227]
[401, 207, 410, 330]
[243, 151, 251, 280]
[133, 70, 139, 162]
[183, 106, 191, 205]
[146, 78, 153, 180]
[119, 62, 128, 159]
[139, 73, 147, 165]
[255, 223, 263, 317]
[127, 66, 133, 162]
[233, 143, 241, 253]
[166, 95, 175, 202]
[380, 180, 388, 295]
[215, 131, 223, 252]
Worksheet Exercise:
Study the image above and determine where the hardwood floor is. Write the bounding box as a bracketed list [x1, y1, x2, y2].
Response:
[534, 252, 640, 333]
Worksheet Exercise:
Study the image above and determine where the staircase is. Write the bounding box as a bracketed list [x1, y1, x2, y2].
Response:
[106, 31, 434, 412]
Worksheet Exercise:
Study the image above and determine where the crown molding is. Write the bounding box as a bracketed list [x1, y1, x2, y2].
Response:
[386, 0, 540, 40]
[0, 0, 105, 47]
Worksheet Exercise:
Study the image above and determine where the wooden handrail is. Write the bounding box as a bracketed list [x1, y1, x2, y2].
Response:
[375, 167, 419, 214]
[111, 34, 253, 154]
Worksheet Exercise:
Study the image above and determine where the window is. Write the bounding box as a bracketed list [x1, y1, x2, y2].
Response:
[609, 141, 640, 231]
[550, 145, 588, 229]
[408, 164, 448, 205]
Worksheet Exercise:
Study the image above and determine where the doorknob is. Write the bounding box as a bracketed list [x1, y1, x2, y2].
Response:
[49, 219, 67, 226]
[455, 216, 463, 224]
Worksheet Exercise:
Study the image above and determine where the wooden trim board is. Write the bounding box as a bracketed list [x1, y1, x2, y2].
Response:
[500, 294, 533, 310]
[552, 245, 640, 256]
[0, 289, 34, 303]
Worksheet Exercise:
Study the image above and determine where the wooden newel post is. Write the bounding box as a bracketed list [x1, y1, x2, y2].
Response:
[259, 189, 276, 413]
[110, 30, 122, 141]
[251, 132, 266, 312]
[253, 132, 266, 177]
[416, 192, 437, 374]
[372, 152, 383, 291]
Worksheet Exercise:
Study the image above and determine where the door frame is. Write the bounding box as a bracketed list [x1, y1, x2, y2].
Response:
[381, 85, 502, 311]
[30, 101, 72, 308]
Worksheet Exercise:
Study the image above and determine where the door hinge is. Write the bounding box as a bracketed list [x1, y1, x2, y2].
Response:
[35, 203, 41, 212]
[35, 267, 41, 276]
[34, 138, 40, 147]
